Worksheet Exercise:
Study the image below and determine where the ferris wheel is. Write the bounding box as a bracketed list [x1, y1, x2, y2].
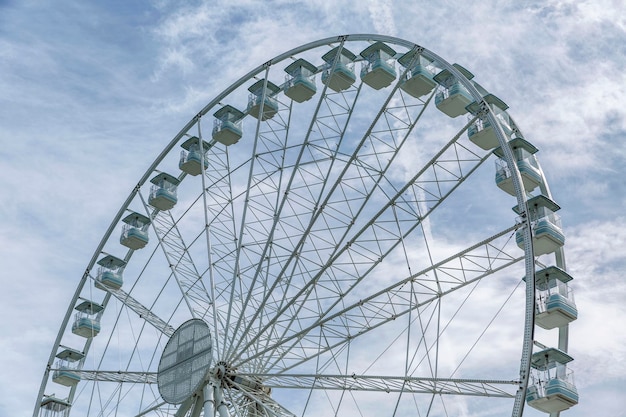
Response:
[34, 34, 579, 417]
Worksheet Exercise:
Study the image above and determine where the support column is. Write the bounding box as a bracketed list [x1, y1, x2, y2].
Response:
[203, 383, 216, 417]
[215, 382, 230, 417]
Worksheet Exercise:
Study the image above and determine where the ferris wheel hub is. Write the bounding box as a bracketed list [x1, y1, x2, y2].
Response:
[211, 361, 271, 395]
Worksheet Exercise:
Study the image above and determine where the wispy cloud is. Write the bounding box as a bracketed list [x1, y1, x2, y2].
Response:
[2, 1, 625, 417]
[367, 0, 397, 36]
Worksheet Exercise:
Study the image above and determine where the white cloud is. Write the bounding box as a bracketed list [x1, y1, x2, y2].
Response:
[367, 0, 397, 36]
[2, 1, 625, 417]
[561, 218, 626, 392]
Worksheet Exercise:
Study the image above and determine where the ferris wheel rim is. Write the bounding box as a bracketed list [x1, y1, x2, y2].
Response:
[34, 34, 565, 417]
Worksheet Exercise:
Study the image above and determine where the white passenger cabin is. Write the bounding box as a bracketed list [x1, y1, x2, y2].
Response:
[397, 51, 437, 98]
[213, 105, 244, 146]
[465, 94, 512, 150]
[39, 396, 70, 417]
[247, 79, 280, 120]
[95, 254, 125, 291]
[148, 172, 180, 211]
[514, 195, 565, 256]
[180, 136, 210, 176]
[120, 212, 150, 250]
[284, 58, 318, 103]
[533, 266, 578, 329]
[359, 42, 397, 90]
[433, 64, 474, 118]
[52, 347, 84, 387]
[321, 46, 357, 92]
[494, 137, 542, 195]
[527, 348, 578, 413]
[71, 300, 103, 338]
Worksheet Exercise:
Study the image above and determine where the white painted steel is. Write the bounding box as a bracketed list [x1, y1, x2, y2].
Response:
[35, 35, 569, 417]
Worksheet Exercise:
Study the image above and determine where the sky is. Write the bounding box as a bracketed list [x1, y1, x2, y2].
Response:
[1, 0, 625, 417]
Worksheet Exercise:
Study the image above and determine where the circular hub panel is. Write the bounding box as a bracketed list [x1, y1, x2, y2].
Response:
[157, 319, 213, 404]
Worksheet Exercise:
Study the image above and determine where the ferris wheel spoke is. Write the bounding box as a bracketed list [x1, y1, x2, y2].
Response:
[222, 84, 295, 358]
[249, 373, 517, 397]
[225, 83, 365, 359]
[231, 118, 487, 369]
[273, 114, 483, 333]
[61, 370, 157, 384]
[235, 225, 521, 371]
[229, 78, 434, 364]
[202, 141, 249, 355]
[147, 205, 214, 321]
[226, 377, 297, 417]
[133, 400, 167, 417]
[100, 286, 175, 337]
[195, 123, 229, 362]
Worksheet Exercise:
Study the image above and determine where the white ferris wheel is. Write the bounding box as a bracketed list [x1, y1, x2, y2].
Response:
[34, 34, 579, 417]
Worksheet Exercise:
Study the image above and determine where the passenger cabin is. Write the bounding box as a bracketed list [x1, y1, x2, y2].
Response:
[465, 94, 512, 150]
[72, 300, 103, 338]
[247, 79, 280, 121]
[533, 266, 578, 329]
[527, 348, 578, 413]
[321, 46, 357, 92]
[433, 64, 474, 118]
[359, 42, 397, 90]
[212, 105, 245, 146]
[95, 254, 125, 291]
[514, 195, 565, 256]
[284, 58, 318, 103]
[397, 51, 437, 98]
[120, 212, 150, 250]
[39, 396, 70, 417]
[180, 136, 210, 176]
[494, 137, 542, 195]
[52, 347, 84, 387]
[148, 172, 180, 211]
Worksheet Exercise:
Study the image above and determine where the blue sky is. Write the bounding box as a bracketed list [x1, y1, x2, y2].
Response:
[1, 1, 625, 417]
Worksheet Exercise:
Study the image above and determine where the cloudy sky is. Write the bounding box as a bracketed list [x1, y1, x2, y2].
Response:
[1, 1, 625, 417]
